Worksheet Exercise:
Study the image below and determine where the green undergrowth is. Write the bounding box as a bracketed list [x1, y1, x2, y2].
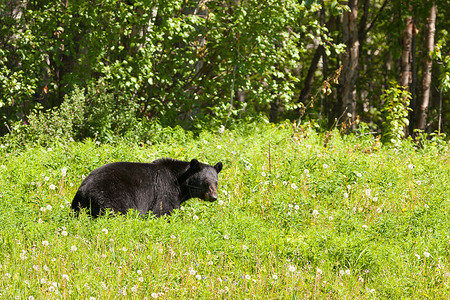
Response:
[0, 122, 449, 299]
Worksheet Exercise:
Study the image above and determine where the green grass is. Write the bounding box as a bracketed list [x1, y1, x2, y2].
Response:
[0, 122, 449, 299]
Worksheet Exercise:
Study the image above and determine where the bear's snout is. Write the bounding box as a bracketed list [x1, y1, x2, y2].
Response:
[205, 186, 218, 201]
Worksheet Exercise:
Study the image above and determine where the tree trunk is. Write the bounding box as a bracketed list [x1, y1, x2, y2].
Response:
[417, 3, 437, 131]
[341, 0, 359, 129]
[400, 16, 414, 89]
[298, 45, 324, 106]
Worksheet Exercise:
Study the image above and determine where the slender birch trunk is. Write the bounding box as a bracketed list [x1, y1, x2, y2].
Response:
[417, 3, 437, 130]
[341, 0, 359, 128]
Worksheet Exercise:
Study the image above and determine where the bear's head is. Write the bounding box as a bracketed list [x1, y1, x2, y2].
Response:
[181, 159, 223, 202]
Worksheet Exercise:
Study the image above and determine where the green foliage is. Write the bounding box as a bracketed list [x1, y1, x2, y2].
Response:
[0, 0, 334, 132]
[0, 123, 449, 298]
[380, 83, 412, 147]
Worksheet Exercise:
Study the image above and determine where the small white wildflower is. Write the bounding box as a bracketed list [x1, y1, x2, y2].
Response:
[189, 269, 196, 275]
[323, 164, 329, 169]
[316, 268, 323, 275]
[339, 270, 345, 276]
[291, 183, 298, 190]
[44, 176, 50, 181]
[415, 253, 421, 260]
[151, 293, 159, 299]
[304, 169, 309, 175]
[102, 228, 108, 234]
[424, 251, 431, 258]
[242, 245, 248, 250]
[408, 164, 415, 170]
[40, 278, 47, 284]
[283, 181, 288, 186]
[193, 215, 199, 220]
[328, 215, 333, 221]
[356, 173, 362, 178]
[358, 276, 364, 282]
[46, 204, 52, 210]
[218, 125, 225, 134]
[294, 205, 299, 210]
[245, 165, 251, 171]
[224, 235, 229, 240]
[347, 185, 352, 189]
[47, 148, 52, 152]
[196, 274, 202, 280]
[245, 274, 251, 280]
[365, 189, 371, 197]
[416, 180, 422, 185]
[61, 230, 68, 236]
[372, 196, 378, 202]
[217, 145, 222, 150]
[4, 273, 11, 278]
[61, 167, 67, 177]
[424, 204, 429, 209]
[138, 277, 144, 282]
[218, 200, 224, 205]
[272, 274, 278, 280]
[312, 210, 319, 217]
[62, 274, 69, 280]
[376, 208, 382, 213]
[0, 165, 5, 170]
[370, 289, 376, 293]
[131, 285, 138, 293]
[343, 192, 349, 198]
[288, 265, 296, 272]
[345, 269, 351, 275]
[42, 240, 49, 246]
[261, 171, 266, 177]
[137, 270, 142, 275]
[48, 286, 55, 292]
[70, 245, 77, 251]
[362, 225, 368, 230]
[40, 207, 46, 212]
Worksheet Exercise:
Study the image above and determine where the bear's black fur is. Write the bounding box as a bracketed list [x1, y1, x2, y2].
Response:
[71, 158, 223, 217]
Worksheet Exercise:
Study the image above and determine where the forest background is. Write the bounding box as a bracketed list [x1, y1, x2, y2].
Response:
[0, 0, 449, 143]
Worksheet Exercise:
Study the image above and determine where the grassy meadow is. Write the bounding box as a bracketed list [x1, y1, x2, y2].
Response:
[0, 122, 449, 299]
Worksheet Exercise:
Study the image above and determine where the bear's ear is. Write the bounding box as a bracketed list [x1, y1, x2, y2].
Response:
[190, 159, 200, 170]
[214, 162, 223, 173]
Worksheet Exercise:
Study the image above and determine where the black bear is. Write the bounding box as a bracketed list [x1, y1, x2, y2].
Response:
[71, 158, 223, 217]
